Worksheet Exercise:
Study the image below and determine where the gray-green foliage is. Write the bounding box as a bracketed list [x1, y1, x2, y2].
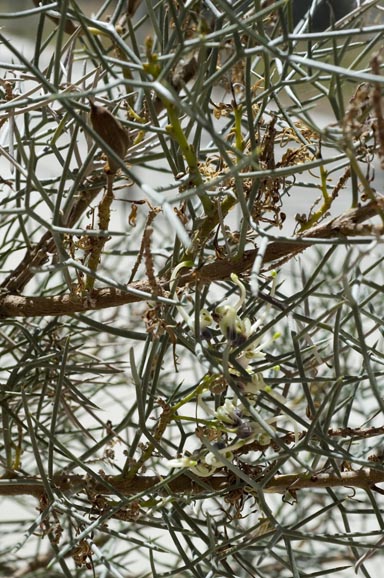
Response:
[0, 1, 384, 576]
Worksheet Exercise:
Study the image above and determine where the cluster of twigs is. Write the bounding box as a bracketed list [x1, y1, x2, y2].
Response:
[1, 1, 384, 577]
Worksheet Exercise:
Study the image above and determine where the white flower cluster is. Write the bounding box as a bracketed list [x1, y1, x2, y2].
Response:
[167, 396, 278, 477]
[167, 273, 281, 477]
[201, 273, 280, 371]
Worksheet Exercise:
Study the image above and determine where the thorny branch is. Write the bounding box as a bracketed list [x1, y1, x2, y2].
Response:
[0, 197, 383, 318]
[0, 175, 107, 293]
[1, 466, 384, 499]
[2, 424, 384, 498]
[2, 2, 384, 575]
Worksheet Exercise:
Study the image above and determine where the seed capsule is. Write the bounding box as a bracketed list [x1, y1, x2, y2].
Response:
[89, 100, 129, 174]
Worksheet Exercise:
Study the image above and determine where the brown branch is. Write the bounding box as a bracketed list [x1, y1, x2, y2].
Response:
[0, 284, 168, 318]
[241, 424, 384, 454]
[1, 176, 106, 294]
[2, 427, 384, 498]
[170, 196, 384, 285]
[0, 197, 383, 318]
[263, 468, 384, 494]
[2, 466, 384, 500]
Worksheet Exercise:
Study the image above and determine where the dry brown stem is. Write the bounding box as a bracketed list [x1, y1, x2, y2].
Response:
[0, 196, 383, 318]
[1, 466, 384, 500]
[2, 426, 384, 500]
[1, 177, 106, 293]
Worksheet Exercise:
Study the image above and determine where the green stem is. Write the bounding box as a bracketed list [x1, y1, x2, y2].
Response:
[164, 101, 213, 215]
[299, 165, 332, 232]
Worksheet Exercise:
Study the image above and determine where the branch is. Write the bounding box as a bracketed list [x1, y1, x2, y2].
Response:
[2, 427, 384, 498]
[263, 468, 384, 494]
[1, 467, 384, 500]
[240, 424, 384, 454]
[0, 198, 383, 318]
[1, 176, 106, 294]
[187, 196, 384, 284]
[0, 284, 169, 318]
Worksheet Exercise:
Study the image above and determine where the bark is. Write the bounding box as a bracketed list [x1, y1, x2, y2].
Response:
[1, 467, 383, 499]
[1, 198, 383, 318]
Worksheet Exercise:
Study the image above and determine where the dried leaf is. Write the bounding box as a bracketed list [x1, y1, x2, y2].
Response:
[128, 203, 138, 226]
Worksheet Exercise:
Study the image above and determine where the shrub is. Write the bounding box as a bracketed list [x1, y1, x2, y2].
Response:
[1, 1, 384, 576]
